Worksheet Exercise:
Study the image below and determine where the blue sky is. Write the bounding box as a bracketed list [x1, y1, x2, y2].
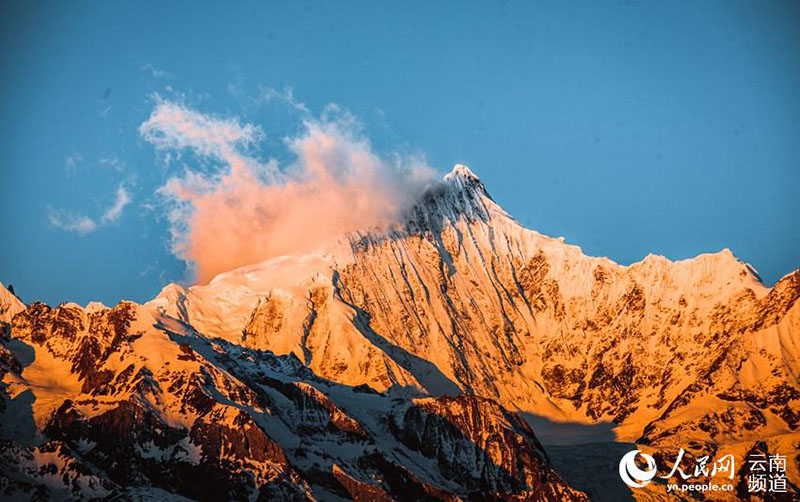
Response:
[1, 1, 799, 306]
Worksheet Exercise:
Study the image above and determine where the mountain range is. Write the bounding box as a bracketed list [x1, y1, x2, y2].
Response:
[1, 165, 798, 501]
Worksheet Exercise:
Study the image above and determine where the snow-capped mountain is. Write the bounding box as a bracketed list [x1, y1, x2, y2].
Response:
[1, 166, 798, 501]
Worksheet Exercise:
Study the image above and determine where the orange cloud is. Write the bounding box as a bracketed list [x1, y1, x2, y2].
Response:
[141, 100, 434, 283]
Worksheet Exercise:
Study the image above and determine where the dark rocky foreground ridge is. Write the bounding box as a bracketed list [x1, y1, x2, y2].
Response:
[0, 301, 588, 501]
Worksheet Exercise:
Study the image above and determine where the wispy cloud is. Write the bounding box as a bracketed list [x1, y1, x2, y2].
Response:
[99, 156, 127, 172]
[48, 184, 132, 235]
[100, 186, 131, 223]
[47, 211, 98, 235]
[65, 152, 84, 168]
[139, 97, 264, 165]
[64, 152, 84, 175]
[257, 86, 310, 114]
[141, 98, 434, 283]
[139, 63, 172, 79]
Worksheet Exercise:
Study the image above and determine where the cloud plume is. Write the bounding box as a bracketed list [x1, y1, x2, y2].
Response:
[141, 99, 435, 283]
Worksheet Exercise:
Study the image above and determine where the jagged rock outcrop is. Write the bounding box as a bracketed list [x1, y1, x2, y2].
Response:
[0, 282, 24, 324]
[392, 395, 586, 501]
[0, 301, 583, 501]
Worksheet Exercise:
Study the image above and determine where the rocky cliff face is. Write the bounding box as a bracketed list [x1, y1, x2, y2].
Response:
[0, 282, 24, 324]
[390, 395, 579, 501]
[2, 166, 798, 500]
[0, 299, 585, 501]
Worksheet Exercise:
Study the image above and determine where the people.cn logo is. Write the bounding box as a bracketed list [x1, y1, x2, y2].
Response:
[619, 450, 658, 488]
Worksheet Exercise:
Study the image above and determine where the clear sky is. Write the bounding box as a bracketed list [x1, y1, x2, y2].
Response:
[2, 1, 799, 306]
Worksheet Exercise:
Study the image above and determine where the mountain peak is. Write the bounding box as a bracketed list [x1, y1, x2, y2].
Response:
[397, 164, 512, 233]
[441, 164, 493, 202]
[442, 164, 489, 196]
[444, 164, 480, 181]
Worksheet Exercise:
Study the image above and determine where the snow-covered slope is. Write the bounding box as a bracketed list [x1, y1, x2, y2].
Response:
[143, 165, 800, 499]
[151, 166, 798, 427]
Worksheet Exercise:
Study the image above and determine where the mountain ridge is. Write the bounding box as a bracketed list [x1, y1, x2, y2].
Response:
[1, 165, 798, 501]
